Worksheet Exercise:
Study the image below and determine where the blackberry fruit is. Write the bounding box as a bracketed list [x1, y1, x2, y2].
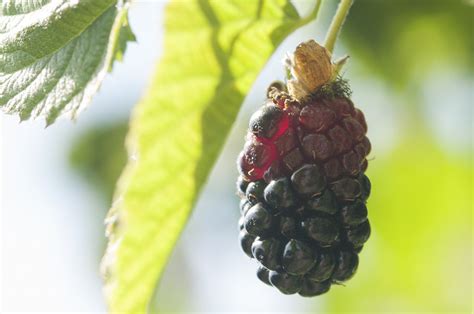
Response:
[236, 40, 372, 296]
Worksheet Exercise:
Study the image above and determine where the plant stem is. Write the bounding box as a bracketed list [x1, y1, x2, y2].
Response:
[324, 0, 353, 55]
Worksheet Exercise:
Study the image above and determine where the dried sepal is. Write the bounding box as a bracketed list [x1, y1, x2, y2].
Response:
[287, 40, 333, 100]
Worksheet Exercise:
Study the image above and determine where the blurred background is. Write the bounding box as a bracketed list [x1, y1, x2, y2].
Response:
[1, 0, 472, 313]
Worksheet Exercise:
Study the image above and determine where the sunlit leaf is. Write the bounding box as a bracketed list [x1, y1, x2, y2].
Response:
[102, 0, 319, 312]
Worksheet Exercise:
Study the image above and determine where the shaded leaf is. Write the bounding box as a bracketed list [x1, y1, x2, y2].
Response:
[0, 0, 135, 125]
[102, 0, 319, 312]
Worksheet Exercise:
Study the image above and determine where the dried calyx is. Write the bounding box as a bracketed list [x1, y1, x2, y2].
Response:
[286, 40, 348, 101]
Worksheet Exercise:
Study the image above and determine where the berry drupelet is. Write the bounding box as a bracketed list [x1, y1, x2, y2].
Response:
[236, 40, 371, 297]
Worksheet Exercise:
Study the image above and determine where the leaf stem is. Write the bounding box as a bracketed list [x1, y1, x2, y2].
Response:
[324, 0, 353, 55]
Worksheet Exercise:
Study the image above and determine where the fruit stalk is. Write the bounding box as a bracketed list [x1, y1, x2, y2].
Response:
[324, 0, 354, 55]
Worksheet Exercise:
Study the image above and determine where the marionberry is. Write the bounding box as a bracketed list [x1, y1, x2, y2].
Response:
[236, 75, 372, 296]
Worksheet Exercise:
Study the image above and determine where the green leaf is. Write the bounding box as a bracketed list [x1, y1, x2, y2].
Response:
[107, 8, 137, 70]
[102, 0, 319, 312]
[0, 0, 135, 125]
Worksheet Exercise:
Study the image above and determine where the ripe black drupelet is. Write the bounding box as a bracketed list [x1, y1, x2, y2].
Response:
[236, 79, 371, 296]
